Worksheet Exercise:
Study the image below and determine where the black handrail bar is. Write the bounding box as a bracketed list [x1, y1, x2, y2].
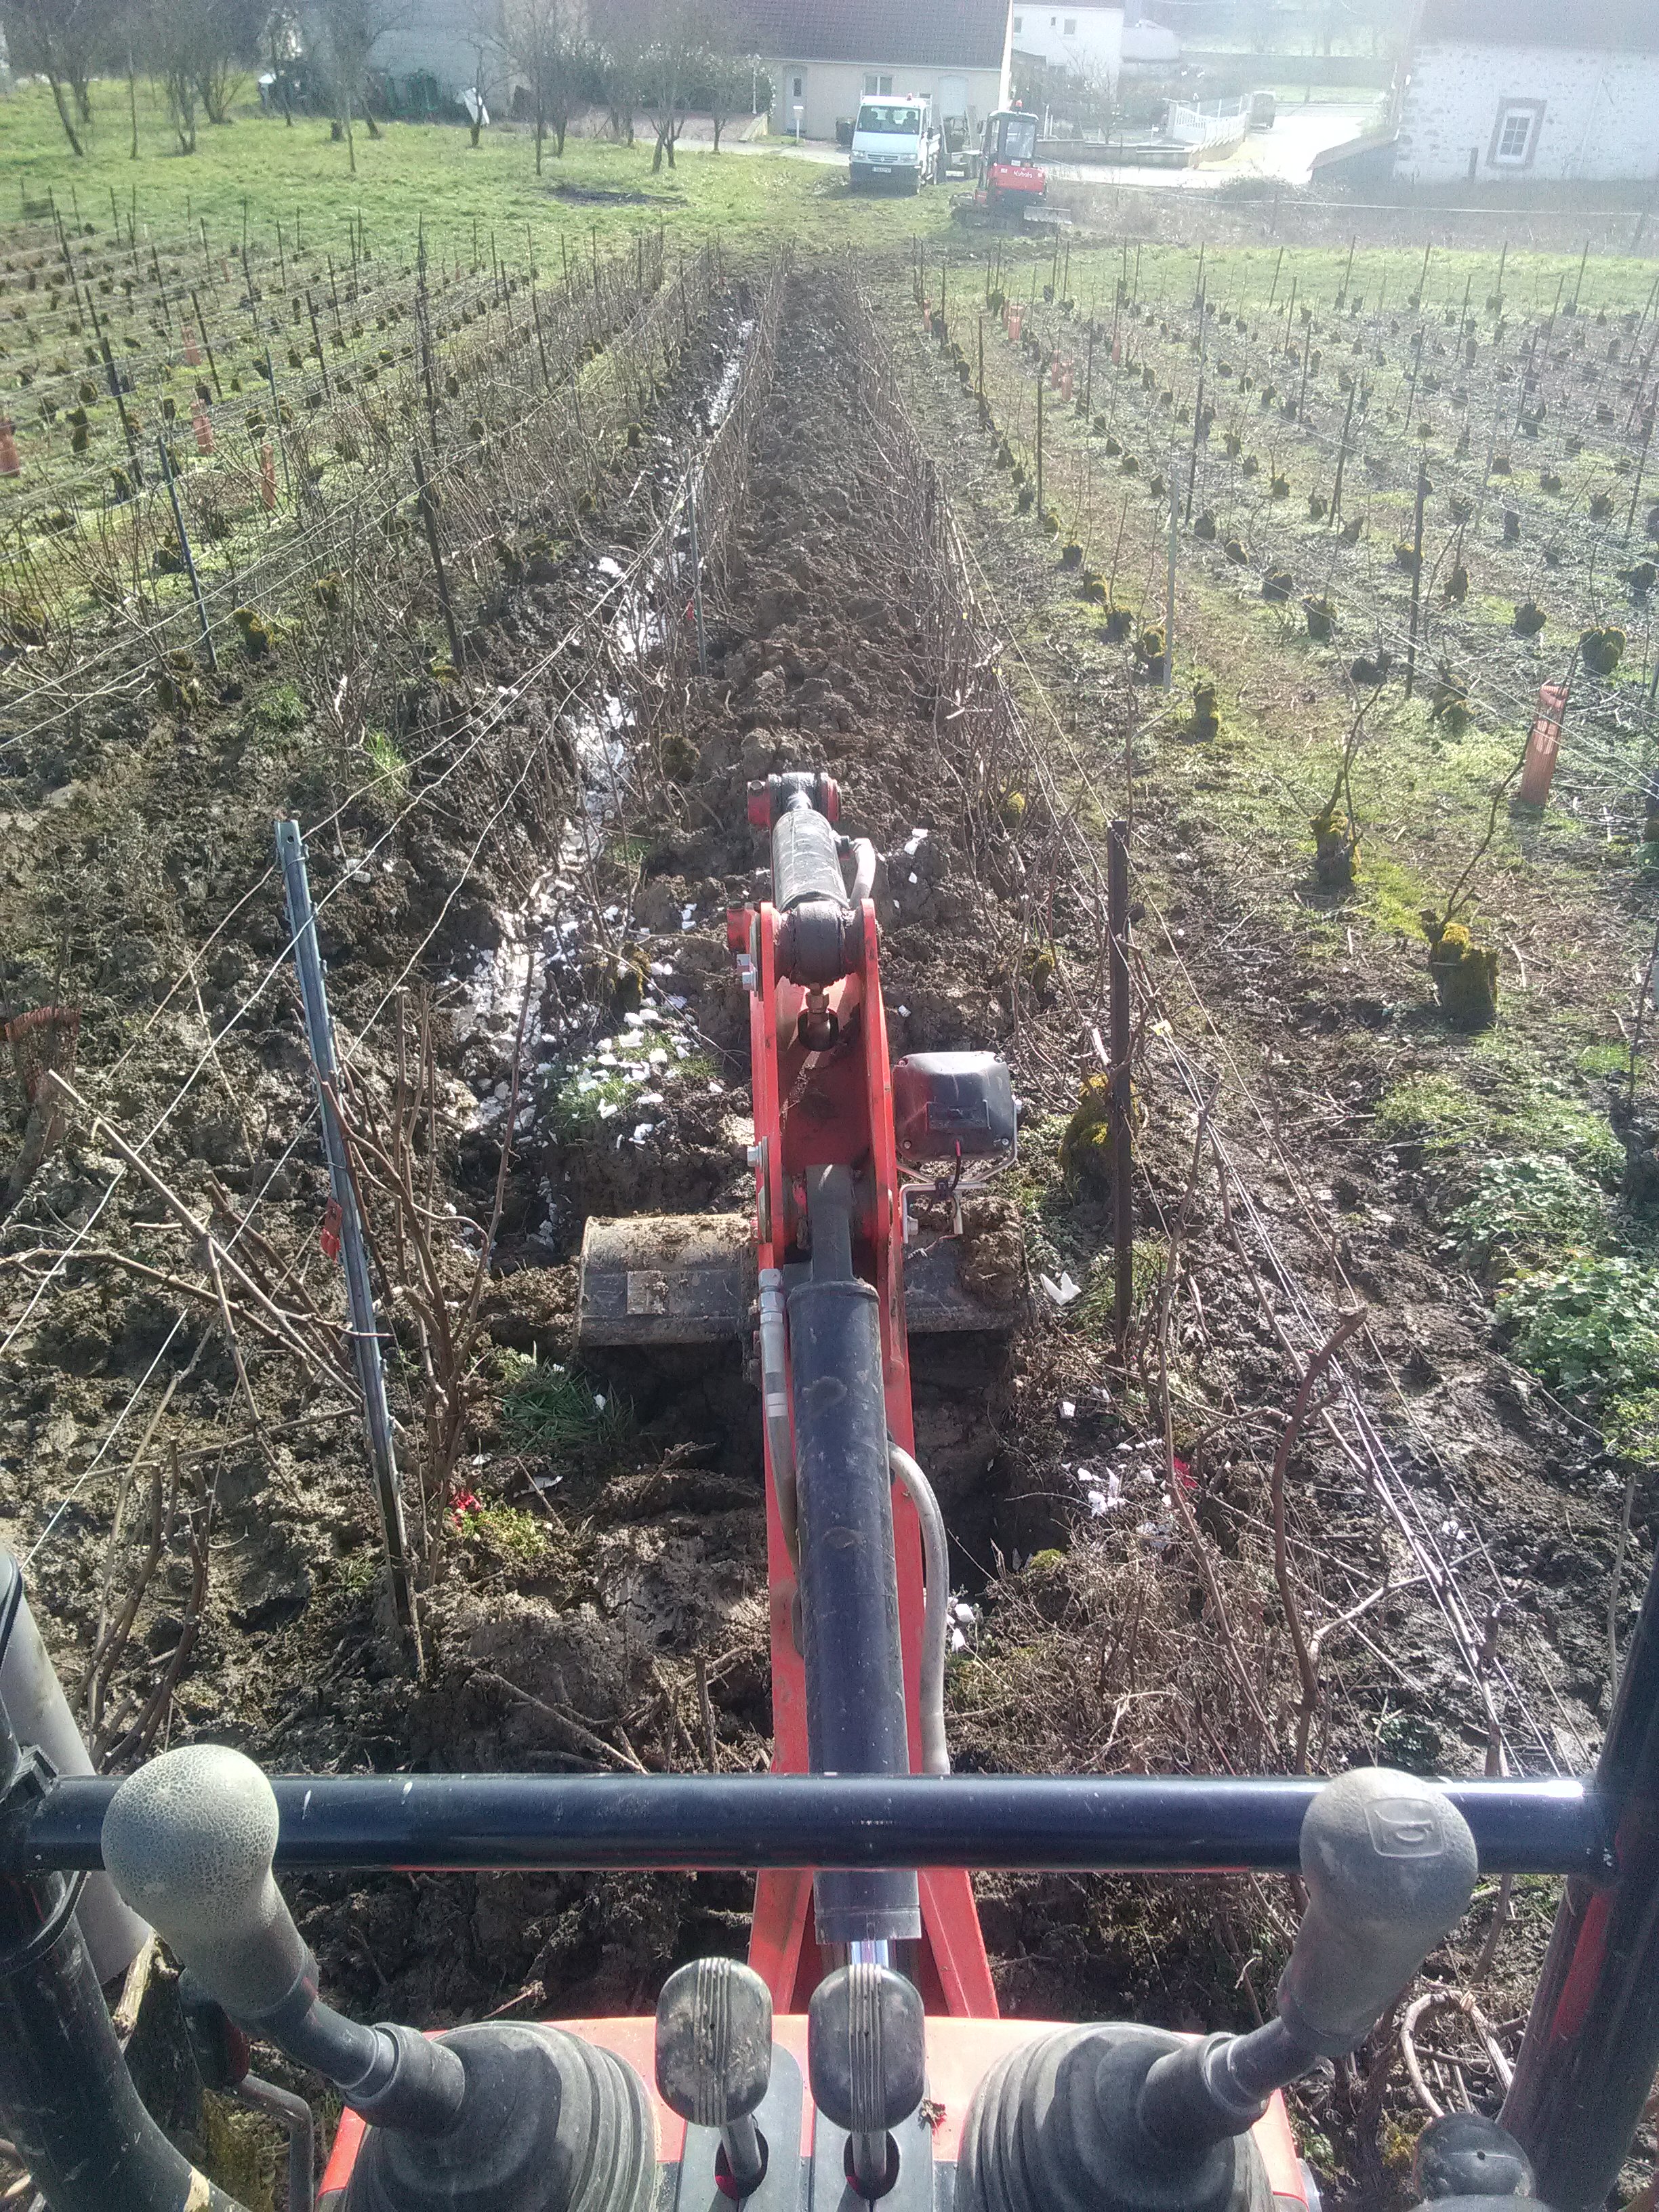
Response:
[1, 1771, 1603, 1880]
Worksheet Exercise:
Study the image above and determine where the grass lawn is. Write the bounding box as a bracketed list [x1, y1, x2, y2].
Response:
[0, 77, 960, 262]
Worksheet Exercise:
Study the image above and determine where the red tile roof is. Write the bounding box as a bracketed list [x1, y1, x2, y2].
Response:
[1418, 0, 1659, 51]
[735, 0, 1012, 68]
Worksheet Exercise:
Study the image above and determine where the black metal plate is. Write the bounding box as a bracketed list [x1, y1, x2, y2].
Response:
[674, 2046, 808, 2212]
[808, 2108, 936, 2210]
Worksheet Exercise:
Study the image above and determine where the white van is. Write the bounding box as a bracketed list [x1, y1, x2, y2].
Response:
[848, 98, 941, 193]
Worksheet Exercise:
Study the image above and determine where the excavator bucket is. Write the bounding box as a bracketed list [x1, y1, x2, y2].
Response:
[576, 1214, 755, 1347]
[576, 1200, 1028, 1349]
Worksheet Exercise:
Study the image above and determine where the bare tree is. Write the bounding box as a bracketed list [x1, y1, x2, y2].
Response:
[146, 0, 203, 148]
[309, 0, 396, 166]
[544, 15, 597, 156]
[266, 4, 300, 121]
[586, 0, 639, 141]
[194, 0, 266, 121]
[697, 45, 759, 152]
[499, 0, 593, 168]
[462, 0, 497, 146]
[1, 0, 117, 151]
[636, 0, 712, 172]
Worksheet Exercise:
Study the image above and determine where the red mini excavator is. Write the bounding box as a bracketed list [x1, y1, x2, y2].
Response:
[972, 109, 1049, 228]
[1, 768, 1657, 2212]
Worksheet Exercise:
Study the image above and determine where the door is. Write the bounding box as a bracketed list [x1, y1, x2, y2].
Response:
[939, 73, 968, 119]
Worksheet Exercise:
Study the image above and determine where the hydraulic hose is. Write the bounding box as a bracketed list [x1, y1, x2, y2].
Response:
[888, 1446, 952, 1778]
[842, 837, 877, 906]
[757, 1268, 798, 1561]
[790, 1166, 920, 1946]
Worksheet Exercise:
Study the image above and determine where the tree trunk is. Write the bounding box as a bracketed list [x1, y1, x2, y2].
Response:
[554, 115, 567, 155]
[712, 116, 724, 152]
[127, 48, 139, 157]
[535, 107, 544, 173]
[48, 75, 87, 157]
[73, 74, 93, 122]
[365, 106, 382, 139]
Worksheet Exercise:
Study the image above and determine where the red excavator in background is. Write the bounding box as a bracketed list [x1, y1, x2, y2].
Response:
[971, 108, 1050, 227]
[1, 767, 1657, 2212]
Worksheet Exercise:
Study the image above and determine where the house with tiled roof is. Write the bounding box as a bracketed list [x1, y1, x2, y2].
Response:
[1393, 0, 1659, 184]
[738, 0, 1013, 141]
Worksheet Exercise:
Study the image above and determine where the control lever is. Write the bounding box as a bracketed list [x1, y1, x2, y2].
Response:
[1136, 1766, 1481, 2150]
[102, 1745, 464, 2134]
[1413, 2113, 1536, 2201]
[955, 1769, 1482, 2212]
[103, 1747, 658, 2212]
[655, 1957, 773, 2198]
[808, 1963, 926, 2200]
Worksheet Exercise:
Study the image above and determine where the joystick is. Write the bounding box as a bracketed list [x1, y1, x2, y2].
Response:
[102, 1746, 656, 2212]
[957, 1769, 1483, 2212]
[808, 1961, 926, 2200]
[655, 1957, 773, 2198]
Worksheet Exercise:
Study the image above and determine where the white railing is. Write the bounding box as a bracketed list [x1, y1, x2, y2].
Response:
[1167, 96, 1250, 150]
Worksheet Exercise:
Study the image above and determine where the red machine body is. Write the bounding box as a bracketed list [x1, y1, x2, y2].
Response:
[727, 809, 994, 2019]
[974, 109, 1048, 220]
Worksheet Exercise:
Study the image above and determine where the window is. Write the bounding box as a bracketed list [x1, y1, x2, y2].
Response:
[863, 70, 893, 94]
[857, 103, 920, 132]
[1064, 16, 1077, 31]
[998, 111, 1038, 161]
[1012, 13, 1023, 28]
[791, 73, 803, 99]
[1488, 98, 1543, 166]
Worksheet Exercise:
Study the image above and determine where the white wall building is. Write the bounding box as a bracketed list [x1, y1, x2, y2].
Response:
[1393, 0, 1659, 186]
[1009, 1, 1124, 82]
[748, 0, 1012, 142]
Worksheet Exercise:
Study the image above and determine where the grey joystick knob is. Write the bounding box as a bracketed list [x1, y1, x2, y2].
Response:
[102, 1745, 310, 2022]
[1279, 1767, 1478, 2057]
[657, 1958, 773, 2198]
[809, 1964, 926, 2199]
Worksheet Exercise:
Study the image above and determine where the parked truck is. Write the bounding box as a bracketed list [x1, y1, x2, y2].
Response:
[848, 96, 941, 193]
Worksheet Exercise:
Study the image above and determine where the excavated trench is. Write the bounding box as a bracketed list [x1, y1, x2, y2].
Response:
[283, 270, 1067, 2034]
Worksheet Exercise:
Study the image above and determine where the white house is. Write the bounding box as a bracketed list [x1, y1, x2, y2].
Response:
[1009, 1, 1124, 83]
[744, 0, 1012, 141]
[1393, 0, 1659, 185]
